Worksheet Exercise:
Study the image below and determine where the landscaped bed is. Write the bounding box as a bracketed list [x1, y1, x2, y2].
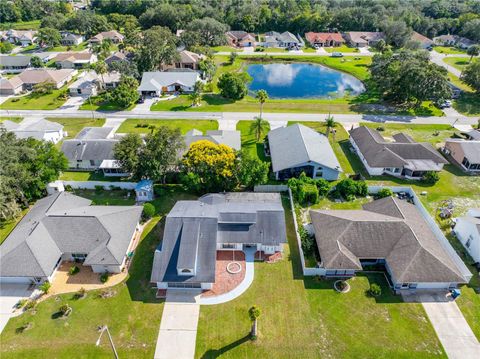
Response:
[116, 119, 219, 134]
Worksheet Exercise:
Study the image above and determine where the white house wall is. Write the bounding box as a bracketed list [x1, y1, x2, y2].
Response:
[349, 137, 384, 176]
[454, 219, 480, 263]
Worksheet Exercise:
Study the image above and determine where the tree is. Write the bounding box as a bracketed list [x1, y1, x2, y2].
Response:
[189, 81, 204, 107]
[181, 141, 237, 193]
[422, 171, 440, 184]
[255, 90, 268, 118]
[30, 56, 44, 68]
[461, 19, 480, 42]
[33, 81, 56, 94]
[137, 127, 185, 183]
[461, 61, 480, 93]
[37, 27, 61, 48]
[229, 51, 238, 65]
[185, 17, 228, 47]
[65, 11, 109, 38]
[324, 114, 337, 137]
[237, 153, 269, 189]
[336, 178, 368, 201]
[93, 60, 108, 88]
[113, 133, 142, 175]
[382, 19, 411, 48]
[135, 26, 179, 73]
[217, 72, 248, 100]
[373, 39, 386, 53]
[0, 41, 14, 54]
[467, 45, 480, 62]
[198, 57, 216, 81]
[377, 188, 393, 198]
[248, 306, 261, 338]
[250, 116, 269, 142]
[108, 76, 139, 108]
[142, 203, 155, 220]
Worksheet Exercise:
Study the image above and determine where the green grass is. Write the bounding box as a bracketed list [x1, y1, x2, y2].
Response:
[2, 89, 68, 110]
[434, 46, 467, 55]
[58, 171, 110, 181]
[0, 209, 28, 245]
[117, 119, 219, 134]
[212, 46, 241, 52]
[45, 42, 88, 52]
[453, 92, 480, 117]
[79, 93, 135, 111]
[254, 47, 289, 53]
[301, 47, 317, 53]
[236, 120, 270, 162]
[323, 45, 359, 53]
[18, 44, 39, 53]
[443, 57, 475, 71]
[0, 186, 196, 359]
[45, 117, 105, 139]
[195, 197, 445, 358]
[448, 73, 474, 92]
[0, 117, 23, 123]
[0, 20, 41, 30]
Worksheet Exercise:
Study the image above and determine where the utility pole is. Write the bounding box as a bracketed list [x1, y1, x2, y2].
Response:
[96, 325, 119, 359]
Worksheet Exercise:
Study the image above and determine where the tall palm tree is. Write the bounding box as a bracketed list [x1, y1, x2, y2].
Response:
[94, 60, 108, 89]
[249, 305, 261, 338]
[256, 89, 268, 118]
[467, 44, 480, 63]
[250, 116, 269, 142]
[325, 114, 337, 138]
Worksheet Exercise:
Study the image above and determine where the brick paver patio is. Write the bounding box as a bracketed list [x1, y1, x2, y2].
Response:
[202, 251, 245, 297]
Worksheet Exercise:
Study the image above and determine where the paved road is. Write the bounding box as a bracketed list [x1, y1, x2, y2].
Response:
[430, 50, 463, 77]
[154, 290, 201, 359]
[216, 50, 372, 57]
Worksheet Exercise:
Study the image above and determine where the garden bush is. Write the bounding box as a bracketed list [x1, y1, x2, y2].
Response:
[100, 272, 109, 283]
[94, 185, 104, 193]
[336, 178, 368, 201]
[39, 281, 51, 294]
[369, 283, 382, 297]
[287, 172, 330, 205]
[69, 265, 80, 275]
[298, 226, 315, 256]
[142, 202, 155, 220]
[16, 299, 28, 309]
[422, 171, 440, 184]
[377, 188, 393, 198]
[24, 300, 37, 311]
[298, 183, 319, 205]
[59, 304, 72, 316]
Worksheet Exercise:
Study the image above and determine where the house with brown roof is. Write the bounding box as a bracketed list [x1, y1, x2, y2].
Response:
[163, 50, 205, 71]
[0, 76, 24, 95]
[344, 31, 385, 47]
[305, 32, 345, 47]
[226, 31, 256, 47]
[349, 126, 447, 179]
[89, 30, 124, 44]
[0, 68, 76, 95]
[443, 139, 480, 174]
[410, 31, 434, 49]
[105, 51, 128, 66]
[310, 196, 471, 292]
[54, 52, 97, 69]
[2, 29, 37, 47]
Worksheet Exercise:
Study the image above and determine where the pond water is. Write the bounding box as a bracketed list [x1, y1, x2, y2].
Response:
[246, 62, 365, 99]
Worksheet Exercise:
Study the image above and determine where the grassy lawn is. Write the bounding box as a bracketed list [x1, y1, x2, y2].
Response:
[0, 117, 22, 123]
[59, 171, 109, 181]
[196, 197, 445, 358]
[0, 209, 28, 245]
[0, 186, 196, 359]
[453, 92, 480, 117]
[45, 42, 88, 52]
[443, 57, 475, 71]
[2, 89, 68, 110]
[302, 47, 317, 53]
[117, 119, 218, 134]
[45, 117, 105, 139]
[79, 93, 135, 111]
[434, 46, 467, 55]
[0, 20, 41, 30]
[447, 73, 474, 93]
[236, 120, 270, 162]
[255, 47, 289, 53]
[212, 46, 241, 52]
[323, 45, 359, 53]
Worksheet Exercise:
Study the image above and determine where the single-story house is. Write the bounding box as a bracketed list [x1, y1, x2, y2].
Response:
[453, 209, 480, 264]
[305, 32, 345, 47]
[135, 180, 154, 202]
[455, 37, 476, 49]
[15, 68, 77, 91]
[61, 139, 118, 170]
[75, 126, 115, 140]
[184, 129, 241, 151]
[226, 31, 256, 47]
[343, 31, 385, 47]
[410, 31, 434, 49]
[1, 118, 64, 143]
[102, 71, 121, 89]
[89, 30, 124, 44]
[268, 124, 342, 180]
[105, 51, 127, 65]
[54, 52, 97, 69]
[464, 129, 480, 140]
[2, 29, 37, 46]
[310, 196, 471, 291]
[151, 192, 287, 290]
[350, 126, 447, 179]
[433, 34, 457, 46]
[137, 71, 201, 97]
[264, 31, 303, 48]
[0, 191, 142, 284]
[0, 76, 24, 95]
[68, 70, 99, 96]
[0, 55, 31, 73]
[60, 32, 84, 46]
[443, 139, 480, 173]
[170, 50, 204, 70]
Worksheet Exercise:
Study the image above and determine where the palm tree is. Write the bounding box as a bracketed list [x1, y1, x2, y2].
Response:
[189, 80, 204, 107]
[94, 60, 108, 89]
[250, 116, 269, 142]
[467, 44, 480, 63]
[249, 305, 261, 338]
[325, 114, 337, 138]
[256, 89, 268, 118]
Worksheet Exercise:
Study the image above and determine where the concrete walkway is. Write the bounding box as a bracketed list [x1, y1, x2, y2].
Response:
[410, 292, 480, 359]
[198, 249, 255, 306]
[154, 290, 201, 359]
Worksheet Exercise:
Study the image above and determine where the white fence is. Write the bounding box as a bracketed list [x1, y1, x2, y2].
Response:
[62, 181, 138, 190]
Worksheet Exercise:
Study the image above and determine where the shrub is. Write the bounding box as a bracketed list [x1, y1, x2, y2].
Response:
[12, 98, 20, 102]
[100, 272, 109, 283]
[65, 184, 73, 192]
[69, 265, 80, 275]
[24, 300, 37, 311]
[336, 178, 368, 200]
[16, 322, 32, 333]
[422, 171, 440, 184]
[59, 304, 72, 316]
[298, 226, 315, 255]
[74, 287, 86, 299]
[287, 172, 330, 205]
[369, 283, 382, 297]
[298, 183, 319, 205]
[376, 126, 385, 131]
[94, 185, 104, 193]
[377, 188, 393, 199]
[16, 299, 28, 309]
[142, 202, 155, 220]
[39, 281, 51, 294]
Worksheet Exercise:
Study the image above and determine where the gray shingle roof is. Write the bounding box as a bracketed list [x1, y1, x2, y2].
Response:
[0, 192, 142, 278]
[138, 71, 200, 92]
[61, 139, 117, 162]
[310, 197, 468, 284]
[0, 55, 31, 67]
[446, 139, 480, 163]
[350, 126, 448, 169]
[75, 126, 114, 140]
[151, 192, 287, 284]
[268, 124, 342, 173]
[1, 118, 63, 141]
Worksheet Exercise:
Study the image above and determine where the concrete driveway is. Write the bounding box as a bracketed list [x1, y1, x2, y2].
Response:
[412, 292, 480, 359]
[58, 96, 87, 111]
[0, 283, 33, 334]
[154, 290, 201, 359]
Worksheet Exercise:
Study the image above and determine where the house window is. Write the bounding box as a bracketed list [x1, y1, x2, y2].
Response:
[181, 269, 192, 273]
[462, 157, 470, 168]
[401, 283, 409, 289]
[222, 244, 236, 249]
[77, 88, 81, 94]
[466, 236, 473, 248]
[394, 168, 401, 173]
[90, 160, 95, 166]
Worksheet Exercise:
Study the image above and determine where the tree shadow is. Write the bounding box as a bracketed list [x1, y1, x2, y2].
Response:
[203, 94, 235, 106]
[282, 197, 304, 280]
[199, 334, 251, 359]
[362, 272, 403, 304]
[51, 311, 63, 319]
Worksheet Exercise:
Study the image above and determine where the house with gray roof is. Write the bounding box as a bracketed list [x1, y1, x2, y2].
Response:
[453, 208, 480, 264]
[60, 32, 84, 46]
[184, 129, 241, 151]
[1, 118, 64, 143]
[350, 126, 447, 179]
[75, 126, 115, 140]
[263, 31, 303, 48]
[0, 191, 142, 284]
[443, 139, 480, 174]
[310, 196, 471, 291]
[138, 71, 201, 97]
[268, 124, 342, 180]
[151, 192, 287, 290]
[61, 139, 118, 170]
[0, 55, 31, 73]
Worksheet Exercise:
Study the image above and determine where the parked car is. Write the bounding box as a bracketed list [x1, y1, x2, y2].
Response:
[136, 97, 145, 104]
[331, 52, 343, 57]
[436, 100, 452, 109]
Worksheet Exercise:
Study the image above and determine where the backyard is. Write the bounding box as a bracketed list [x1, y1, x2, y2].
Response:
[236, 120, 270, 161]
[116, 119, 219, 134]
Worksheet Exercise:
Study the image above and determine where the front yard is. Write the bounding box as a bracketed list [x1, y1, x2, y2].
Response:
[323, 45, 359, 53]
[443, 57, 475, 71]
[46, 117, 106, 139]
[79, 93, 135, 111]
[2, 88, 68, 110]
[434, 46, 467, 55]
[116, 119, 219, 134]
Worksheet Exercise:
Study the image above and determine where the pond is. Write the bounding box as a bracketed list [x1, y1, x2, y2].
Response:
[246, 62, 365, 99]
